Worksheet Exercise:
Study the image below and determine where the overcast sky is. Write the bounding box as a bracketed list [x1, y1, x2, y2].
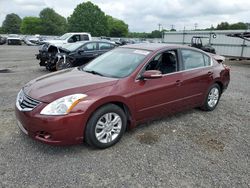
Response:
[0, 0, 249, 32]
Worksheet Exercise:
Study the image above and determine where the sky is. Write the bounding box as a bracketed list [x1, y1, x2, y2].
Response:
[0, 0, 250, 32]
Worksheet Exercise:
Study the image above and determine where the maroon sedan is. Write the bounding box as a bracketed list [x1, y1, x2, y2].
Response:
[15, 44, 230, 148]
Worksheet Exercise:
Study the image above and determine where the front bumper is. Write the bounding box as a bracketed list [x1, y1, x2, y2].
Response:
[36, 51, 49, 65]
[8, 39, 22, 45]
[15, 103, 88, 146]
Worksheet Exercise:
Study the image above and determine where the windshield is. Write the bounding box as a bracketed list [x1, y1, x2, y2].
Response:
[58, 33, 72, 40]
[82, 48, 150, 78]
[61, 42, 85, 51]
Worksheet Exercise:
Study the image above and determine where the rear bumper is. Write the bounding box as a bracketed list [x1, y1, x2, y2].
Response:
[15, 103, 87, 146]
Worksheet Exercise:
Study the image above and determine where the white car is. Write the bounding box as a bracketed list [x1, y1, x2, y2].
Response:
[43, 32, 92, 47]
[7, 34, 22, 45]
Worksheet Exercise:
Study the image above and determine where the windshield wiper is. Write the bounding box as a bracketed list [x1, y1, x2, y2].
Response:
[84, 69, 104, 76]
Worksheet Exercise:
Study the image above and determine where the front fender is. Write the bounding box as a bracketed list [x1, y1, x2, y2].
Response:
[72, 95, 136, 131]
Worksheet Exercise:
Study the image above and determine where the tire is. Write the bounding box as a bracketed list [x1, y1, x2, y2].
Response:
[45, 63, 56, 71]
[56, 58, 72, 71]
[85, 104, 127, 149]
[201, 83, 221, 111]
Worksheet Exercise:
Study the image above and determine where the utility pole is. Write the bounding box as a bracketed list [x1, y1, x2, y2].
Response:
[170, 24, 175, 31]
[158, 23, 162, 31]
[194, 23, 198, 30]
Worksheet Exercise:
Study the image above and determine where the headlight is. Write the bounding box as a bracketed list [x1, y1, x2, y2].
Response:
[40, 94, 87, 115]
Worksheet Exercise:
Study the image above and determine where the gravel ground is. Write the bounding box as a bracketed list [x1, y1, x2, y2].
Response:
[0, 45, 249, 188]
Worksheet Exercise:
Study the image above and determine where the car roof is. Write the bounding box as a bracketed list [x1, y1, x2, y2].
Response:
[121, 43, 203, 52]
[73, 40, 115, 45]
[67, 32, 90, 35]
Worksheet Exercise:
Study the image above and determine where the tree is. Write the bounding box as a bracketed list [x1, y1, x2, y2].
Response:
[20, 17, 42, 34]
[229, 22, 247, 30]
[149, 30, 162, 38]
[127, 32, 150, 38]
[39, 8, 67, 35]
[2, 13, 22, 33]
[216, 22, 248, 30]
[68, 1, 108, 36]
[106, 15, 128, 37]
[0, 27, 4, 34]
[216, 22, 230, 30]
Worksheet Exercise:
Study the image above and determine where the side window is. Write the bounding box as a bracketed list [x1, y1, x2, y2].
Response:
[203, 54, 211, 66]
[83, 43, 97, 51]
[70, 35, 80, 42]
[81, 34, 89, 41]
[145, 50, 178, 74]
[181, 50, 205, 70]
[99, 43, 114, 50]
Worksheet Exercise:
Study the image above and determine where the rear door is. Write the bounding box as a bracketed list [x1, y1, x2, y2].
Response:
[179, 49, 214, 108]
[98, 42, 116, 55]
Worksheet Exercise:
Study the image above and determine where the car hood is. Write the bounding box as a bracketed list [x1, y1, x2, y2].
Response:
[23, 68, 118, 103]
[7, 37, 21, 40]
[44, 40, 65, 46]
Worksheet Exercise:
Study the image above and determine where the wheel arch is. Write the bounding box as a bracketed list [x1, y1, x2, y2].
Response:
[214, 80, 223, 93]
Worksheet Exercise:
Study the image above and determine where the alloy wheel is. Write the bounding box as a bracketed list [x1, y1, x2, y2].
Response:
[207, 87, 219, 108]
[94, 112, 122, 144]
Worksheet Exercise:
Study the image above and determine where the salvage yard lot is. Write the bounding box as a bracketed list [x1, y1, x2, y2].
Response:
[0, 45, 249, 187]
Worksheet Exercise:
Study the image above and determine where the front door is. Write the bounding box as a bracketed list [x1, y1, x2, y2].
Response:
[76, 42, 98, 66]
[133, 49, 185, 121]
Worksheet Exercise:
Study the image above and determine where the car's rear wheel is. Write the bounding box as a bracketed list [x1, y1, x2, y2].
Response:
[85, 104, 127, 149]
[56, 58, 72, 71]
[202, 83, 221, 111]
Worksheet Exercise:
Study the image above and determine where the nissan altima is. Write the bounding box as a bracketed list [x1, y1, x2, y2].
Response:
[15, 44, 230, 148]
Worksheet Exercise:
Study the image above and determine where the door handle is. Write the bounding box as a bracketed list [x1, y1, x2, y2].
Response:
[175, 80, 182, 86]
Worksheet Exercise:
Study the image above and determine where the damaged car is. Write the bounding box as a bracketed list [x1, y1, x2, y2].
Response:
[36, 41, 116, 71]
[36, 43, 59, 71]
[55, 41, 117, 70]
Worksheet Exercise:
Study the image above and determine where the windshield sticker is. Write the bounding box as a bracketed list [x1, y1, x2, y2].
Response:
[133, 50, 150, 56]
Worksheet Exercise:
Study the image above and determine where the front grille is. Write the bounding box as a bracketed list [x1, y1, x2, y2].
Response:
[17, 90, 40, 111]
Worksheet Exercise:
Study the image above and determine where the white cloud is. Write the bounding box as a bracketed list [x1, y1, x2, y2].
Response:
[0, 0, 250, 32]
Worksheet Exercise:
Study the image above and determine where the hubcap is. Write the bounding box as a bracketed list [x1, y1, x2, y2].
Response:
[58, 60, 71, 70]
[95, 113, 122, 144]
[207, 87, 219, 108]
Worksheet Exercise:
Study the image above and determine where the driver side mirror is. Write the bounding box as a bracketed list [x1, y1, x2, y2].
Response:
[78, 49, 84, 54]
[141, 70, 162, 80]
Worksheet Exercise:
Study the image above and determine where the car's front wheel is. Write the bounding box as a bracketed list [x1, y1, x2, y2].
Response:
[85, 104, 127, 149]
[56, 58, 72, 71]
[202, 83, 221, 111]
